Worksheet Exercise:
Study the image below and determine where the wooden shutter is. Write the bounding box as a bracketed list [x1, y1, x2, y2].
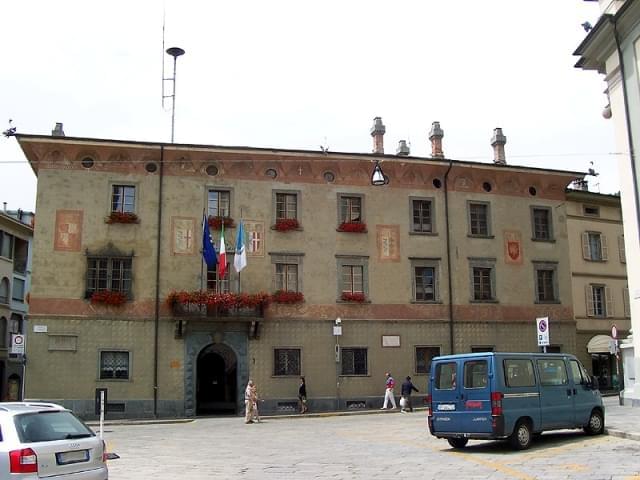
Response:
[623, 287, 630, 317]
[619, 235, 626, 263]
[605, 286, 614, 317]
[601, 235, 608, 261]
[585, 285, 595, 317]
[582, 232, 590, 260]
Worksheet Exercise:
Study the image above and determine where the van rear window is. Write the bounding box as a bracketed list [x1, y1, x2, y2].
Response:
[536, 359, 568, 386]
[463, 360, 487, 389]
[435, 362, 457, 389]
[504, 359, 536, 387]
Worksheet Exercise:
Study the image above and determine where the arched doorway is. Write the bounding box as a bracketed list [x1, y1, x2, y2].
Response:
[196, 343, 237, 415]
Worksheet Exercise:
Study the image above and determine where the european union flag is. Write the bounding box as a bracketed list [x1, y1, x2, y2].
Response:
[202, 214, 217, 268]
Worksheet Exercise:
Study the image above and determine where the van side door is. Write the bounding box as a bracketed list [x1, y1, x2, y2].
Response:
[535, 357, 573, 429]
[460, 358, 492, 434]
[569, 358, 597, 426]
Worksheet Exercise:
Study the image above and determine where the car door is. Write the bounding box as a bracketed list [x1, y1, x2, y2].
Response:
[535, 357, 573, 429]
[568, 358, 596, 426]
[459, 357, 492, 434]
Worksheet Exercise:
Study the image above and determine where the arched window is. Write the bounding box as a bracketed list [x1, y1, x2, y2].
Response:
[0, 316, 7, 348]
[0, 277, 9, 304]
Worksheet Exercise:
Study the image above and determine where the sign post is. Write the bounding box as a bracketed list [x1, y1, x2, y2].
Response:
[536, 317, 550, 353]
[611, 324, 622, 403]
[95, 388, 108, 438]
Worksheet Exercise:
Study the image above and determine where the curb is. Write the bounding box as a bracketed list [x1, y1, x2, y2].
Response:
[605, 428, 640, 442]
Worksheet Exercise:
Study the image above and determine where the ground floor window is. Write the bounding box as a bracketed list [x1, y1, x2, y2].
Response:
[100, 351, 130, 380]
[415, 346, 440, 374]
[274, 348, 301, 376]
[341, 347, 367, 375]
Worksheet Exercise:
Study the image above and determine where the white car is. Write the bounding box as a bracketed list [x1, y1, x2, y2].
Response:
[0, 402, 108, 479]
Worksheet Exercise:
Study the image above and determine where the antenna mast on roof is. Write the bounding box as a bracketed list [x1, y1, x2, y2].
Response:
[161, 6, 185, 143]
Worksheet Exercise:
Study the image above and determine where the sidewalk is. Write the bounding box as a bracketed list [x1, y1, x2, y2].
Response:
[602, 395, 640, 441]
[89, 396, 640, 441]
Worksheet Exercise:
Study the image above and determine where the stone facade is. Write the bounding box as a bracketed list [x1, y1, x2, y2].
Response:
[17, 133, 582, 418]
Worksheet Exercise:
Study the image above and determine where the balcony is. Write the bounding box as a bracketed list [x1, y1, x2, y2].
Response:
[171, 302, 265, 319]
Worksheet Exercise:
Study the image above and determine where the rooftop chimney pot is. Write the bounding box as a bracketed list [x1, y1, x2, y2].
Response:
[52, 123, 65, 137]
[370, 117, 386, 154]
[396, 140, 410, 156]
[491, 127, 507, 165]
[429, 121, 444, 158]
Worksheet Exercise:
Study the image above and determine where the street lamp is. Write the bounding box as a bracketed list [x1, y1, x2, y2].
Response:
[371, 160, 389, 186]
[164, 47, 185, 143]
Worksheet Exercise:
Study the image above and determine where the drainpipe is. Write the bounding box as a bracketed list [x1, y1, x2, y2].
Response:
[444, 159, 455, 354]
[612, 18, 640, 243]
[153, 146, 165, 417]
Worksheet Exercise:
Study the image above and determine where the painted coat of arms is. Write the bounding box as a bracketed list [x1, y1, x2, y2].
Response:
[504, 230, 523, 265]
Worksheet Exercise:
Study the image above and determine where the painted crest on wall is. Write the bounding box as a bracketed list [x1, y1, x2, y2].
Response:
[172, 217, 196, 255]
[54, 210, 83, 252]
[244, 220, 265, 257]
[503, 230, 523, 265]
[377, 225, 400, 262]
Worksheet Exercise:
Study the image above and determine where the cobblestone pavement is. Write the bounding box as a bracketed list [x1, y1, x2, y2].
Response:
[104, 411, 640, 479]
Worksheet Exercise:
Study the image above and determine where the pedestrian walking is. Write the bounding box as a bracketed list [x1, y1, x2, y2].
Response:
[245, 380, 257, 424]
[298, 376, 308, 414]
[251, 382, 261, 423]
[400, 376, 419, 412]
[380, 372, 397, 409]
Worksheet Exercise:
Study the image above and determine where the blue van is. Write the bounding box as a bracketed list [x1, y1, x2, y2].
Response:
[427, 352, 605, 449]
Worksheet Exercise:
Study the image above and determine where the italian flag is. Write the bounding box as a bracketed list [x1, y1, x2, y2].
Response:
[218, 225, 227, 279]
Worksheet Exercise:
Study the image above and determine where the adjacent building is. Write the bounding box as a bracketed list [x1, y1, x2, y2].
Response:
[574, 0, 640, 406]
[0, 207, 33, 401]
[15, 120, 589, 418]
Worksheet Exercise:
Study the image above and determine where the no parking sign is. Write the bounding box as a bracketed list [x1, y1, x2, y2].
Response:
[11, 334, 25, 355]
[536, 317, 550, 347]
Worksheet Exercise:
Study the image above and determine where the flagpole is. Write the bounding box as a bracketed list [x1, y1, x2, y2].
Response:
[238, 209, 242, 294]
[201, 211, 205, 292]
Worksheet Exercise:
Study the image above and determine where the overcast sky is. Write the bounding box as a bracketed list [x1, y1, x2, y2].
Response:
[0, 1, 619, 212]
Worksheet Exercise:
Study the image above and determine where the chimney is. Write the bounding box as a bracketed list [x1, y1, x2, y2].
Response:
[396, 140, 410, 156]
[370, 117, 386, 154]
[491, 127, 507, 165]
[429, 121, 444, 158]
[52, 122, 65, 137]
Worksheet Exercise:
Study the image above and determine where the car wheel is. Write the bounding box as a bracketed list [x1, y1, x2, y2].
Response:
[509, 420, 532, 450]
[584, 410, 604, 435]
[447, 437, 469, 449]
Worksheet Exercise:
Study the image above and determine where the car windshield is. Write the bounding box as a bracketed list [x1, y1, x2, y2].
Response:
[15, 411, 94, 443]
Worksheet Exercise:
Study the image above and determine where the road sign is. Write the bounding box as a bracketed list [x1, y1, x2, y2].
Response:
[10, 334, 25, 355]
[536, 317, 550, 347]
[611, 324, 618, 339]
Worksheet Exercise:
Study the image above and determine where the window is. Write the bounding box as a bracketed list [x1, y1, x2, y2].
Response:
[12, 277, 25, 302]
[415, 346, 440, 374]
[341, 347, 367, 375]
[569, 359, 587, 385]
[207, 263, 230, 293]
[336, 256, 369, 300]
[100, 351, 130, 379]
[469, 258, 496, 302]
[111, 185, 136, 213]
[582, 232, 608, 261]
[533, 262, 558, 303]
[435, 362, 457, 389]
[0, 231, 13, 259]
[86, 257, 132, 296]
[274, 348, 300, 376]
[531, 207, 553, 241]
[468, 201, 491, 236]
[586, 284, 613, 317]
[537, 358, 568, 386]
[339, 195, 363, 223]
[463, 360, 487, 389]
[0, 278, 8, 304]
[275, 264, 298, 292]
[623, 287, 630, 318]
[0, 316, 6, 348]
[618, 235, 626, 263]
[583, 205, 600, 217]
[275, 191, 298, 221]
[208, 189, 231, 217]
[411, 259, 439, 302]
[9, 314, 22, 334]
[504, 359, 535, 387]
[411, 198, 434, 233]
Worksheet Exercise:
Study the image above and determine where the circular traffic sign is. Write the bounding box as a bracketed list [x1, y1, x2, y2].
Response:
[13, 335, 24, 345]
[538, 319, 547, 332]
[611, 325, 618, 339]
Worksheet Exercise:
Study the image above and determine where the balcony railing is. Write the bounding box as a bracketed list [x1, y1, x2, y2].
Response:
[171, 302, 265, 319]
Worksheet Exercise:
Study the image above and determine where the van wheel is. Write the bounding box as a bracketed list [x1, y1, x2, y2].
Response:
[584, 410, 604, 435]
[447, 438, 469, 449]
[509, 420, 532, 450]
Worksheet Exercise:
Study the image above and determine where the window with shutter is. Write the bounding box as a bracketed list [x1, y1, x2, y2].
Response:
[618, 235, 626, 263]
[585, 285, 595, 317]
[623, 287, 630, 318]
[605, 286, 614, 317]
[600, 235, 608, 261]
[581, 232, 590, 260]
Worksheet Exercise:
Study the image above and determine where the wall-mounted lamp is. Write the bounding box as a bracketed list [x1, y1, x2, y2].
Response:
[371, 160, 389, 186]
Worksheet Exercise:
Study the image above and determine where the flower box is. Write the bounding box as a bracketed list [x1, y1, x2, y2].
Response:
[271, 290, 304, 304]
[90, 290, 127, 306]
[106, 212, 139, 224]
[341, 292, 366, 303]
[167, 290, 271, 312]
[273, 218, 300, 232]
[337, 222, 367, 233]
[208, 216, 235, 230]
